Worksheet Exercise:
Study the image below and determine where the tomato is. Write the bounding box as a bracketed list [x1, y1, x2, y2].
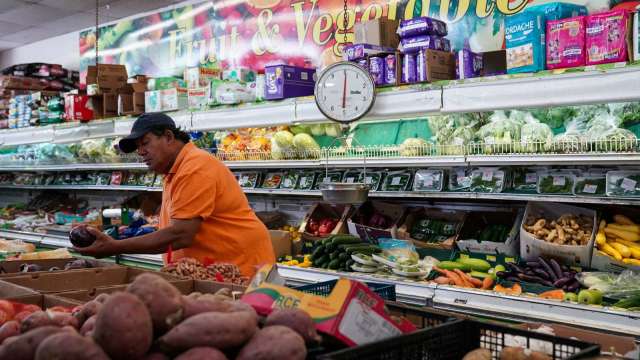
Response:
[0, 301, 14, 321]
[13, 311, 31, 323]
[48, 306, 71, 313]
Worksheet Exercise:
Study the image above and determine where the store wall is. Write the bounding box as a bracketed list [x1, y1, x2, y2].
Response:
[0, 31, 80, 71]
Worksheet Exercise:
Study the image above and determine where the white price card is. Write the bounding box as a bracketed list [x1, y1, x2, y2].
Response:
[365, 176, 373, 184]
[621, 177, 637, 191]
[552, 176, 566, 186]
[583, 184, 598, 194]
[283, 179, 292, 188]
[482, 170, 493, 181]
[346, 177, 355, 183]
[323, 177, 331, 183]
[300, 177, 307, 185]
[424, 176, 434, 187]
[240, 176, 249, 184]
[525, 173, 537, 183]
[391, 177, 401, 186]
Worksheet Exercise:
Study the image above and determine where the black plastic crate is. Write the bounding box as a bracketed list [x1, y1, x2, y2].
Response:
[294, 279, 396, 301]
[385, 301, 459, 329]
[318, 319, 600, 360]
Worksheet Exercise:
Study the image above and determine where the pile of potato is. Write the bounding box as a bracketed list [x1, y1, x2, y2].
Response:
[161, 258, 249, 285]
[523, 213, 593, 246]
[463, 347, 551, 360]
[0, 273, 316, 360]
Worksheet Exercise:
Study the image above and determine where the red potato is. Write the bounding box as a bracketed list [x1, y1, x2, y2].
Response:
[72, 301, 102, 326]
[126, 273, 184, 333]
[0, 321, 20, 345]
[182, 296, 233, 319]
[0, 326, 65, 360]
[79, 315, 96, 336]
[264, 308, 321, 344]
[236, 325, 306, 360]
[49, 311, 79, 329]
[175, 347, 229, 360]
[35, 332, 109, 360]
[0, 301, 14, 321]
[93, 292, 153, 360]
[141, 353, 171, 360]
[159, 310, 257, 352]
[20, 311, 56, 332]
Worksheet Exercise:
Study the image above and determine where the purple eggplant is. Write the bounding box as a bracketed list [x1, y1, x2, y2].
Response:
[533, 268, 551, 280]
[69, 225, 96, 248]
[549, 259, 564, 280]
[517, 273, 545, 283]
[540, 279, 554, 287]
[506, 276, 521, 282]
[537, 257, 558, 282]
[553, 277, 573, 288]
[507, 262, 525, 274]
[566, 281, 581, 293]
[526, 261, 541, 268]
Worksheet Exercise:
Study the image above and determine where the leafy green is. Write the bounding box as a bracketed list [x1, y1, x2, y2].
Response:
[537, 173, 575, 194]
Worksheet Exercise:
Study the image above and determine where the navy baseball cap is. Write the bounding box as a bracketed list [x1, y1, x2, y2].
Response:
[118, 113, 176, 153]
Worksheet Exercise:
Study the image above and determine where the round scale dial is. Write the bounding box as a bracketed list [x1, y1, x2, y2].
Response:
[314, 62, 376, 123]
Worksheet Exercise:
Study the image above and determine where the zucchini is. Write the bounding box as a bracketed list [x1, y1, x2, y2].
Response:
[311, 245, 325, 260]
[321, 236, 335, 246]
[314, 255, 330, 267]
[346, 246, 381, 255]
[329, 252, 340, 260]
[338, 253, 349, 261]
[325, 242, 337, 252]
[330, 235, 362, 245]
[328, 259, 341, 270]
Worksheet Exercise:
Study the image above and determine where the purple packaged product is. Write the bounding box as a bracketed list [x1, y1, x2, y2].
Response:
[456, 49, 483, 79]
[369, 57, 385, 85]
[398, 17, 448, 38]
[264, 64, 316, 100]
[400, 35, 451, 53]
[343, 43, 395, 61]
[357, 59, 368, 69]
[402, 53, 417, 83]
[384, 55, 397, 85]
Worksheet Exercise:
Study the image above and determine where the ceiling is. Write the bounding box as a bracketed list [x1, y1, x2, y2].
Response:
[0, 0, 187, 51]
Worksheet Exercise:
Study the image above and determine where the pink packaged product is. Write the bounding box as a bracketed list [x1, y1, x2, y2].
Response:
[546, 16, 586, 69]
[585, 10, 631, 65]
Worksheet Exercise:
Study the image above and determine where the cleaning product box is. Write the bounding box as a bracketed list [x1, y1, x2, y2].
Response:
[241, 264, 416, 346]
[505, 12, 546, 73]
[586, 9, 633, 65]
[264, 64, 315, 100]
[547, 16, 587, 69]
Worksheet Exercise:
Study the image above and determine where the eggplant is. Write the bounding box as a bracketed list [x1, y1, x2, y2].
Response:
[517, 273, 545, 283]
[507, 262, 525, 274]
[566, 280, 581, 293]
[526, 261, 541, 268]
[540, 279, 554, 287]
[549, 259, 563, 280]
[533, 268, 551, 280]
[506, 276, 521, 282]
[553, 277, 573, 288]
[19, 264, 42, 273]
[69, 226, 96, 248]
[537, 257, 558, 282]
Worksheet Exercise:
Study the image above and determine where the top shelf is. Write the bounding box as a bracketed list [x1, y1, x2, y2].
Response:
[2, 65, 640, 147]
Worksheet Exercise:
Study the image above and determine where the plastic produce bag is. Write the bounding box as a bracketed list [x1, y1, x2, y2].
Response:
[519, 115, 554, 153]
[475, 111, 522, 154]
[553, 115, 588, 153]
[378, 238, 419, 265]
[577, 270, 640, 299]
[584, 110, 636, 152]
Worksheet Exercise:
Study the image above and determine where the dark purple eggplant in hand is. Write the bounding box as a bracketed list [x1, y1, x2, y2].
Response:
[69, 226, 96, 248]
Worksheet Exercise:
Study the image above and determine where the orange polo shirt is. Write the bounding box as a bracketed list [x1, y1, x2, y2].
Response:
[159, 142, 275, 277]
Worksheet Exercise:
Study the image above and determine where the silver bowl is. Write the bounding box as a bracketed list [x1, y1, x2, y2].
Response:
[319, 182, 370, 205]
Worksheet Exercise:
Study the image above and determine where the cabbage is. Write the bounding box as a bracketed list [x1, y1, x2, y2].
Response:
[273, 131, 294, 148]
[324, 124, 342, 138]
[270, 140, 288, 160]
[475, 111, 522, 154]
[292, 133, 321, 157]
[519, 116, 554, 153]
[309, 124, 325, 136]
[399, 138, 429, 156]
[289, 125, 311, 135]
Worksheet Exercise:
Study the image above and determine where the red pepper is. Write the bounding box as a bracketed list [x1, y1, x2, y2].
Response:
[306, 218, 320, 233]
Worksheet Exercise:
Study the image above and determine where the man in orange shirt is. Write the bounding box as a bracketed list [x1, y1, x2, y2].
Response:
[75, 113, 275, 277]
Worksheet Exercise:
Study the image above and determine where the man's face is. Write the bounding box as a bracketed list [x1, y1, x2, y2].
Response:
[136, 132, 172, 173]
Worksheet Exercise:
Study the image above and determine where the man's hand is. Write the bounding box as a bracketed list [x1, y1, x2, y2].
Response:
[72, 226, 121, 258]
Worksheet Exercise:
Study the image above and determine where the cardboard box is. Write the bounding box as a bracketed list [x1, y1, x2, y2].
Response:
[270, 230, 292, 258]
[63, 93, 94, 121]
[1, 266, 190, 294]
[590, 206, 640, 273]
[520, 202, 596, 267]
[347, 201, 406, 244]
[299, 203, 353, 242]
[56, 279, 246, 303]
[397, 207, 466, 250]
[0, 279, 39, 300]
[0, 258, 118, 277]
[241, 265, 416, 346]
[0, 75, 48, 90]
[184, 66, 221, 88]
[12, 293, 83, 307]
[354, 18, 400, 48]
[85, 64, 128, 94]
[90, 93, 118, 119]
[264, 64, 315, 100]
[482, 49, 507, 76]
[416, 49, 455, 83]
[456, 208, 523, 256]
[118, 92, 145, 116]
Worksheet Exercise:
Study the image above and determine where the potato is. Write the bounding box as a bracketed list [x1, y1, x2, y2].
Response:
[94, 293, 110, 304]
[227, 301, 257, 317]
[236, 325, 306, 360]
[79, 315, 96, 336]
[93, 292, 153, 360]
[159, 310, 257, 352]
[35, 332, 109, 360]
[182, 296, 233, 319]
[49, 312, 79, 329]
[175, 347, 228, 360]
[463, 348, 491, 360]
[0, 326, 64, 360]
[126, 273, 184, 332]
[0, 321, 20, 345]
[73, 301, 102, 326]
[264, 308, 321, 344]
[500, 347, 551, 360]
[21, 311, 57, 332]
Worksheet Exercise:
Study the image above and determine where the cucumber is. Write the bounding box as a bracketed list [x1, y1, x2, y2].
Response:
[338, 253, 349, 261]
[311, 245, 325, 261]
[330, 235, 362, 245]
[314, 255, 329, 267]
[329, 252, 340, 260]
[321, 236, 336, 246]
[346, 259, 355, 268]
[457, 258, 492, 272]
[346, 246, 381, 255]
[438, 260, 471, 272]
[328, 259, 341, 270]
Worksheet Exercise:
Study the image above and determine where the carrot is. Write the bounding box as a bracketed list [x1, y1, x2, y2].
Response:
[538, 289, 564, 300]
[433, 276, 453, 285]
[434, 266, 465, 287]
[454, 269, 479, 288]
[481, 277, 494, 290]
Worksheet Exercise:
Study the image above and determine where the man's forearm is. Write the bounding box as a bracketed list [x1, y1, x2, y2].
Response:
[111, 226, 189, 255]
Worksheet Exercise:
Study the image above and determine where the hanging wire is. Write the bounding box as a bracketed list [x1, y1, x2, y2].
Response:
[343, 0, 349, 45]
